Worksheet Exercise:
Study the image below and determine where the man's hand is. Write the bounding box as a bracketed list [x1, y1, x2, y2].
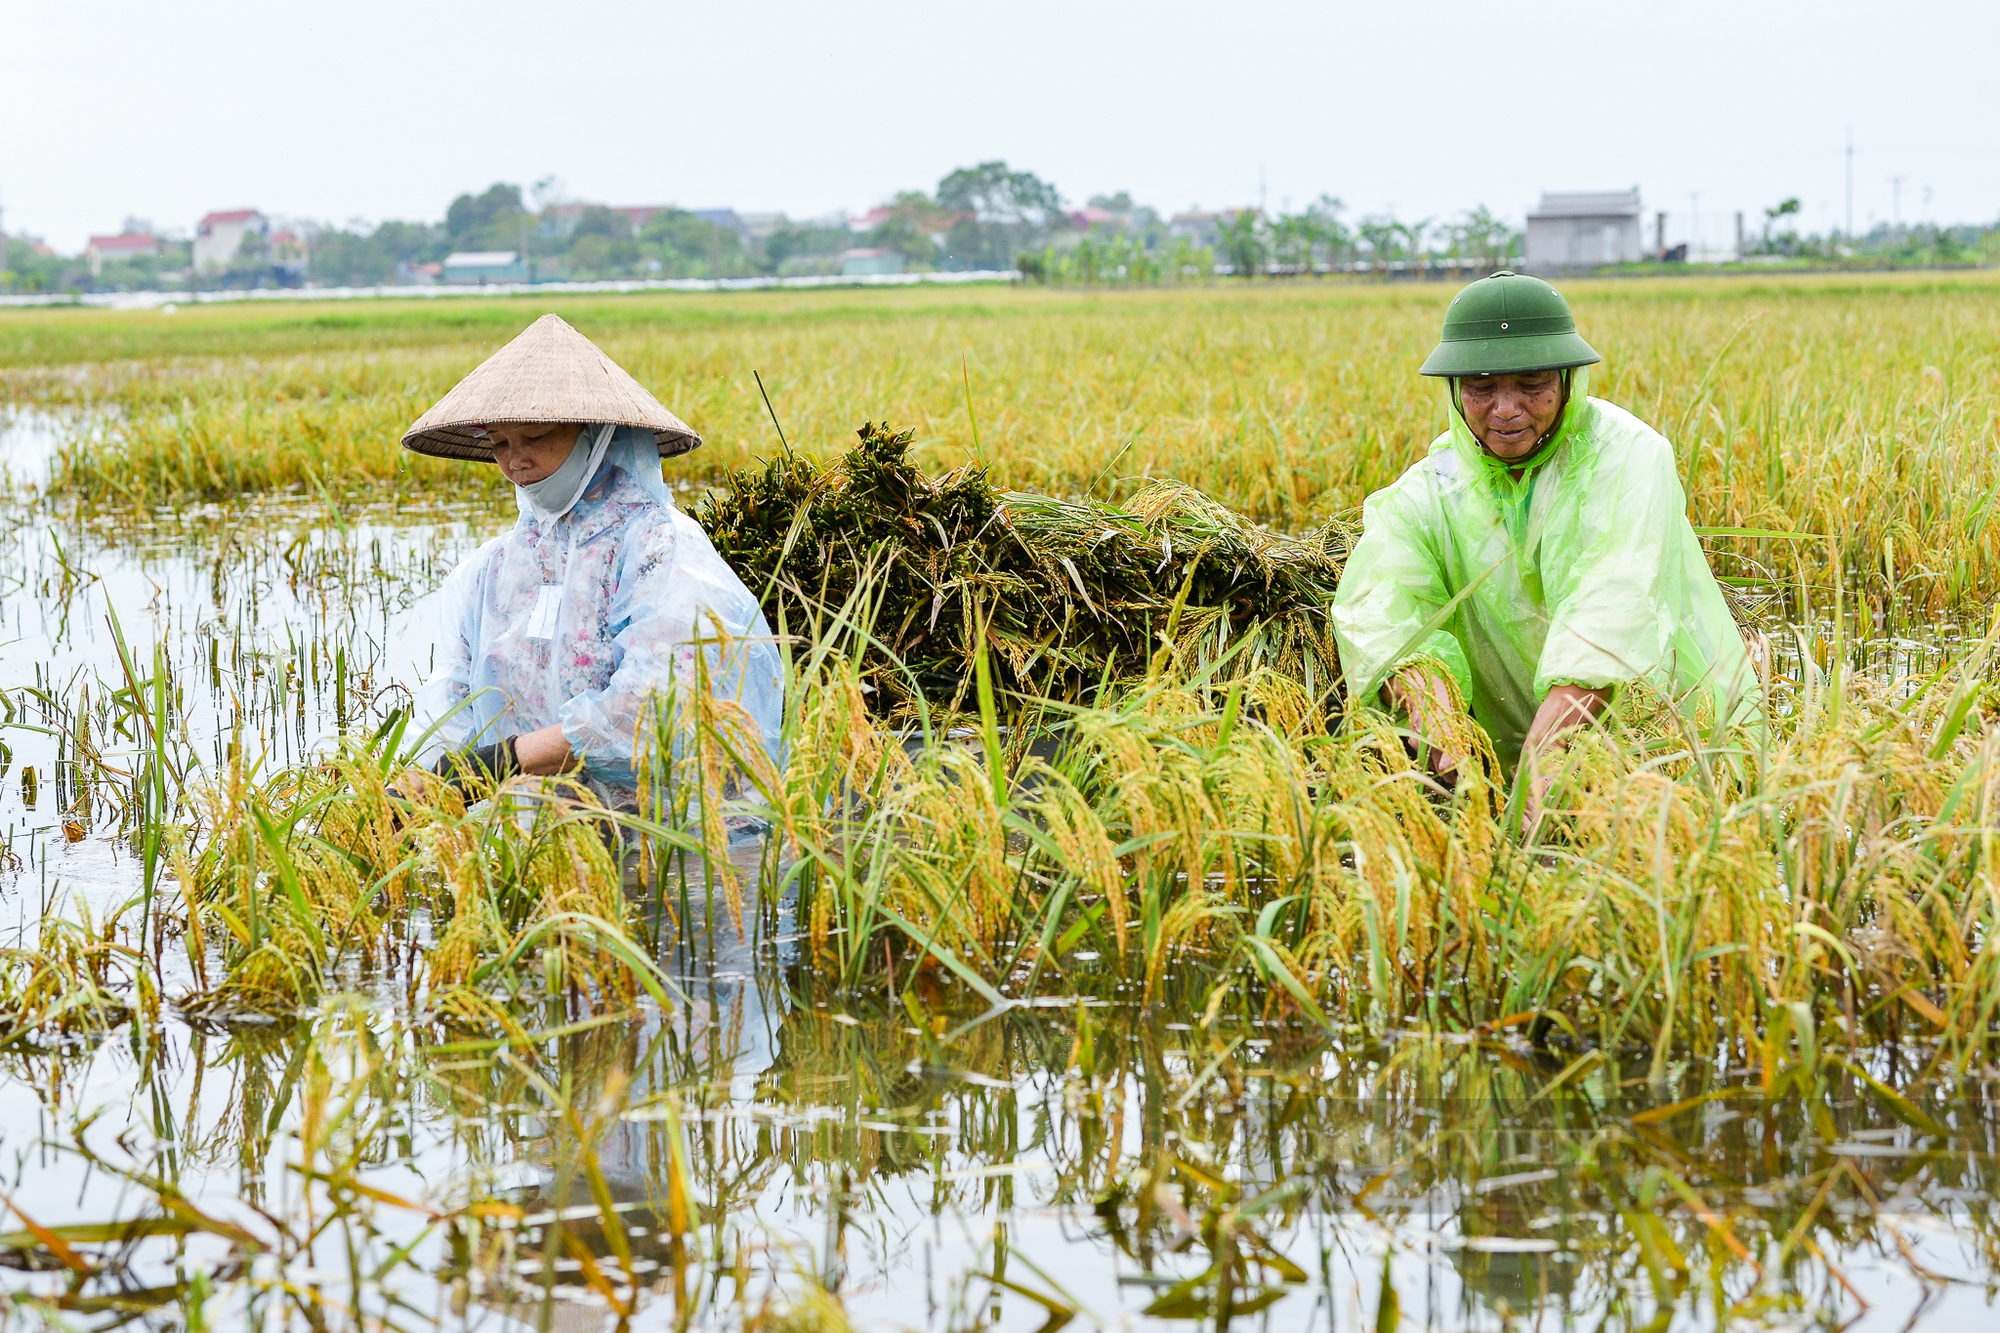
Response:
[1384, 665, 1468, 786]
[1521, 683, 1611, 829]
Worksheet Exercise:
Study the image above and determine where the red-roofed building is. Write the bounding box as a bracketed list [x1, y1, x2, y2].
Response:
[86, 232, 160, 277]
[847, 206, 893, 234]
[193, 209, 268, 270]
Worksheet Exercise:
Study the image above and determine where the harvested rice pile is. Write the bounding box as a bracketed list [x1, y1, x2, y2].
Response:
[693, 423, 1356, 710]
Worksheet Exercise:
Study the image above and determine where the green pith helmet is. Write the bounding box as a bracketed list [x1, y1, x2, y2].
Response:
[1419, 271, 1602, 378]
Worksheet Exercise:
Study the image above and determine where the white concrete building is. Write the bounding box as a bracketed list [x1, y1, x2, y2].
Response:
[86, 233, 160, 277]
[1524, 190, 1643, 270]
[193, 209, 268, 271]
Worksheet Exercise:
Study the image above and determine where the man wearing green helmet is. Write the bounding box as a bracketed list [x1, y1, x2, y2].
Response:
[1331, 271, 1757, 809]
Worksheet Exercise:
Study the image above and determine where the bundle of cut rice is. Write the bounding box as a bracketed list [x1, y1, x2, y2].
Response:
[693, 423, 1356, 712]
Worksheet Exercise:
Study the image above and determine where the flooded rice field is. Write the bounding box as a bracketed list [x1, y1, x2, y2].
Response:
[2, 408, 1999, 1333]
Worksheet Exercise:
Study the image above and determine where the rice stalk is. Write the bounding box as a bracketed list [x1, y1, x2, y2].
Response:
[777, 614, 1999, 1068]
[0, 904, 157, 1047]
[174, 726, 676, 1019]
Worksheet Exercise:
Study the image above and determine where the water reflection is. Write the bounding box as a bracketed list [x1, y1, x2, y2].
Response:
[1, 884, 1997, 1331]
[2, 479, 1998, 1330]
[0, 406, 72, 495]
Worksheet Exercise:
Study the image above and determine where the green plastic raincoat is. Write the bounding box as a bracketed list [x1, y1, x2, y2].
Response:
[1331, 377, 1757, 766]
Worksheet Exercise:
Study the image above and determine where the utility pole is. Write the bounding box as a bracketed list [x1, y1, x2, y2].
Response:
[1688, 192, 1701, 262]
[1845, 128, 1854, 241]
[1890, 175, 1903, 244]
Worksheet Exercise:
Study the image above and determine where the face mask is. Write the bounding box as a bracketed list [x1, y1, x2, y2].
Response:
[517, 423, 614, 521]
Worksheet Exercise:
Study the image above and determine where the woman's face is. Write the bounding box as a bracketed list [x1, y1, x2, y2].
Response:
[485, 422, 583, 484]
[1457, 372, 1564, 460]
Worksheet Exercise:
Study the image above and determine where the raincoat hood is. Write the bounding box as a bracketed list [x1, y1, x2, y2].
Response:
[1446, 367, 1591, 485]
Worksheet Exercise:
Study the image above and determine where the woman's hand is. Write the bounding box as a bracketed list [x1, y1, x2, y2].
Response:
[396, 726, 577, 805]
[1384, 665, 1467, 786]
[1521, 683, 1611, 829]
[512, 724, 577, 776]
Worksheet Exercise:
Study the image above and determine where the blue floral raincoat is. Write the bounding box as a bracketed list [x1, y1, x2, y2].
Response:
[414, 426, 783, 802]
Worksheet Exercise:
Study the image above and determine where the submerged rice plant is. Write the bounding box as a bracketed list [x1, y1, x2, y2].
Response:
[0, 903, 156, 1047]
[175, 724, 683, 1020]
[5, 273, 2000, 1330]
[761, 609, 2000, 1070]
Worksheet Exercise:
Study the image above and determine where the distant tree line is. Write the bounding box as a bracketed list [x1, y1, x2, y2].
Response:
[8, 170, 2000, 296]
[297, 167, 1086, 287]
[1739, 196, 1996, 266]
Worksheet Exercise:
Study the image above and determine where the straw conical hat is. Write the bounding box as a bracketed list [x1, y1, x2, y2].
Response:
[401, 313, 701, 461]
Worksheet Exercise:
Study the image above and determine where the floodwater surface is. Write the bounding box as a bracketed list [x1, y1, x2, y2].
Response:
[1, 412, 1997, 1332]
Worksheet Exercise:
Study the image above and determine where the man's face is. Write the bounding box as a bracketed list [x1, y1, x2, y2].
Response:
[485, 422, 583, 484]
[1457, 372, 1564, 460]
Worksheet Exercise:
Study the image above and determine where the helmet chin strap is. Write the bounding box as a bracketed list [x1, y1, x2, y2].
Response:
[1452, 369, 1573, 466]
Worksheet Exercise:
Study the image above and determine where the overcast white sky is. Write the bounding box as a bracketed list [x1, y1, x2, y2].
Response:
[5, 0, 1995, 254]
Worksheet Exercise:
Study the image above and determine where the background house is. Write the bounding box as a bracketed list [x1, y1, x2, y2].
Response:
[193, 209, 268, 270]
[1168, 211, 1221, 248]
[86, 232, 159, 277]
[1168, 208, 1256, 250]
[538, 204, 743, 240]
[442, 250, 528, 283]
[689, 208, 746, 238]
[847, 206, 893, 234]
[1524, 190, 1643, 270]
[537, 203, 589, 239]
[541, 203, 664, 237]
[839, 247, 904, 277]
[268, 230, 308, 285]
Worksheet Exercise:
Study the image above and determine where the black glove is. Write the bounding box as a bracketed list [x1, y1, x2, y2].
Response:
[432, 736, 520, 793]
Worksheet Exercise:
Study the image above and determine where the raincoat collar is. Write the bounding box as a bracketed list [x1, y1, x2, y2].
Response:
[533, 462, 672, 549]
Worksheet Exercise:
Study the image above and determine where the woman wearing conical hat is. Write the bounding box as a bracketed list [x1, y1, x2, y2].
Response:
[403, 314, 781, 805]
